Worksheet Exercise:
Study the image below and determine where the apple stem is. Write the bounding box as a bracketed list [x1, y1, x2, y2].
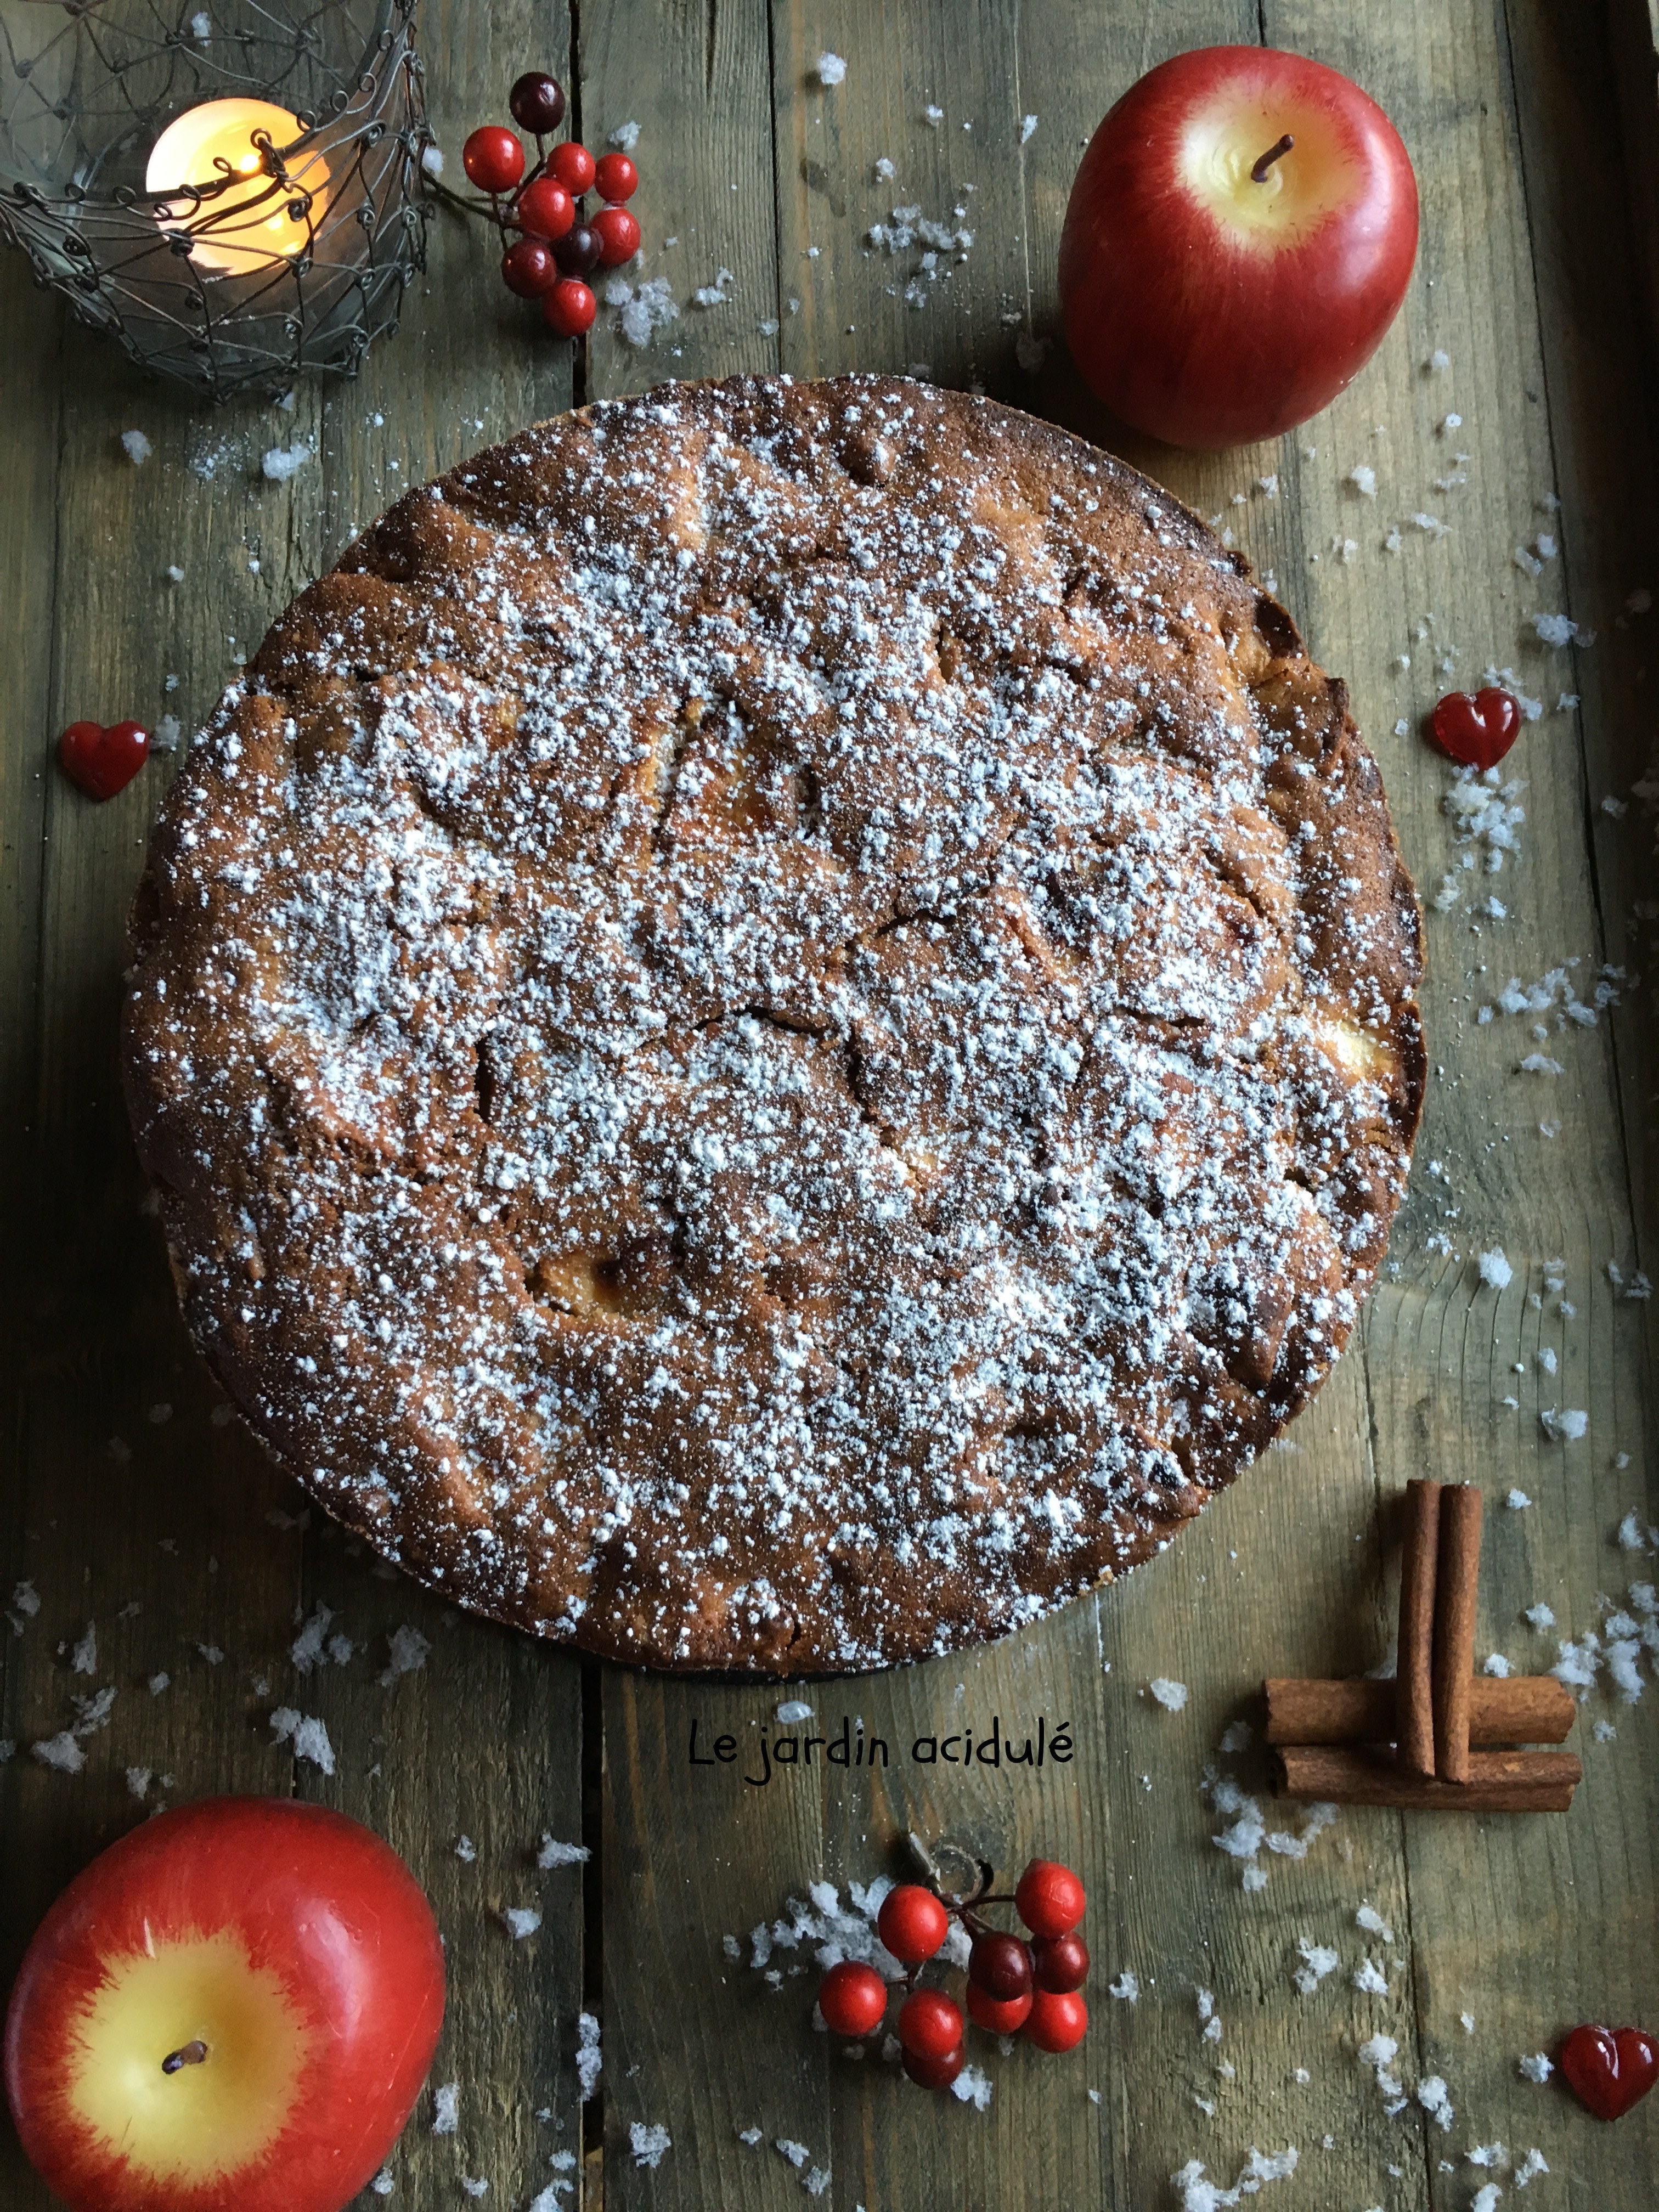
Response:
[161, 2040, 208, 2074]
[1250, 133, 1295, 183]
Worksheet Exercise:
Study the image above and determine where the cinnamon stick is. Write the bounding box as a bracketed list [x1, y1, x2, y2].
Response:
[1397, 1478, 1442, 1776]
[1262, 1674, 1575, 1748]
[1432, 1484, 1485, 1781]
[1272, 1742, 1581, 1813]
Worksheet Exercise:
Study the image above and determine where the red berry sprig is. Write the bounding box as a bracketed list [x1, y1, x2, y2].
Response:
[816, 1855, 1091, 2093]
[439, 72, 643, 340]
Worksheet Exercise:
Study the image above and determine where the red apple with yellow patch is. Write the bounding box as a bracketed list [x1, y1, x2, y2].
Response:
[4, 1797, 444, 2212]
[1059, 45, 1419, 448]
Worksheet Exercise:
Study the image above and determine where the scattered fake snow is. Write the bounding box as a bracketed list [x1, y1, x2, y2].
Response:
[379, 1624, 430, 1684]
[776, 1699, 814, 1723]
[432, 2082, 459, 2134]
[1539, 1408, 1588, 1441]
[630, 2123, 672, 2169]
[261, 444, 311, 482]
[1292, 1939, 1339, 1995]
[577, 2012, 602, 2101]
[1149, 1677, 1189, 1711]
[121, 430, 153, 465]
[269, 1706, 335, 1774]
[537, 1833, 590, 1868]
[1173, 2147, 1298, 2211]
[814, 52, 846, 85]
[501, 1906, 542, 1940]
[1477, 1248, 1513, 1289]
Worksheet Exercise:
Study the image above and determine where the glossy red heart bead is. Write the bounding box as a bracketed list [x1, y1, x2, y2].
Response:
[58, 719, 150, 801]
[1559, 2023, 1659, 2120]
[1428, 685, 1522, 771]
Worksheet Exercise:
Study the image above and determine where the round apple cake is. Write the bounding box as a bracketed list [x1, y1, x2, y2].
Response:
[123, 373, 1424, 1672]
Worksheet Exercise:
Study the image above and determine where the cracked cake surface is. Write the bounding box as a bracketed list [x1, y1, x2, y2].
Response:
[122, 373, 1424, 1673]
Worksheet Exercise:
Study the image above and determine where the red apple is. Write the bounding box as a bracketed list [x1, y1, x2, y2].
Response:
[4, 1797, 444, 2212]
[1059, 46, 1418, 448]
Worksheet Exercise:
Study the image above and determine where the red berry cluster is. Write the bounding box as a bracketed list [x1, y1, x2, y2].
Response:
[459, 74, 640, 338]
[816, 1858, 1089, 2094]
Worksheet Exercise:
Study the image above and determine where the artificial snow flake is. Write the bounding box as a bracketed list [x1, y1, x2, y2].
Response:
[1148, 1677, 1189, 1711]
[1477, 1248, 1513, 1289]
[1292, 1939, 1339, 1995]
[1518, 2052, 1554, 2083]
[577, 2012, 602, 2101]
[814, 52, 846, 85]
[269, 1706, 335, 1774]
[501, 1906, 542, 1940]
[121, 430, 153, 466]
[537, 1834, 590, 1868]
[1539, 1407, 1588, 1441]
[1172, 2147, 1298, 2210]
[630, 2123, 672, 2169]
[432, 2083, 459, 2134]
[379, 1625, 430, 1685]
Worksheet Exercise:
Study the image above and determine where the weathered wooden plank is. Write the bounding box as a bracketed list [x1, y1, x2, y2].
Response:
[0, 337, 306, 2208]
[0, 6, 589, 2208]
[1277, 0, 1659, 2203]
[283, 7, 592, 2209]
[576, 2, 808, 2198]
[583, 0, 782, 400]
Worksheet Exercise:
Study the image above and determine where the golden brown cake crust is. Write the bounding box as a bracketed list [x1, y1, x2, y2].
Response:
[122, 374, 1424, 1673]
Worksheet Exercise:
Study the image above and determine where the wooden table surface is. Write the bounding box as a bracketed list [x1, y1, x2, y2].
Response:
[3, 2, 1656, 2207]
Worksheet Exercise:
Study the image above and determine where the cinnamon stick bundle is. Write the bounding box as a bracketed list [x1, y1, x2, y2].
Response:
[1263, 1674, 1575, 1748]
[1265, 1479, 1579, 1814]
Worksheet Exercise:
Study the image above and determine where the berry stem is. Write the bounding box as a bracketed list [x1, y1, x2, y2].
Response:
[1250, 133, 1295, 183]
[421, 172, 506, 225]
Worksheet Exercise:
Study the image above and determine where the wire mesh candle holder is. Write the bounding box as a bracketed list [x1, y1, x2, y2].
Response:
[0, 0, 432, 400]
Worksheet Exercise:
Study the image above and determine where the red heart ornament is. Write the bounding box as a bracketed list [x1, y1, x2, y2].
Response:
[59, 718, 150, 801]
[1560, 2023, 1659, 2120]
[1428, 685, 1522, 771]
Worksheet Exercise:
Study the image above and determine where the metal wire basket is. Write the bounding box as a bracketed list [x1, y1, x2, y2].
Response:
[0, 0, 431, 399]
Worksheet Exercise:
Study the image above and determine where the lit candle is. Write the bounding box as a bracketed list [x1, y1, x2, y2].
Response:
[146, 99, 330, 275]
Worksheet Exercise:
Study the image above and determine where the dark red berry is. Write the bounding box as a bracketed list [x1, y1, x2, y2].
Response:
[541, 278, 596, 337]
[501, 236, 558, 297]
[553, 223, 602, 276]
[509, 72, 566, 136]
[594, 151, 638, 203]
[1015, 1859, 1085, 1940]
[816, 1961, 888, 2039]
[1032, 1931, 1090, 1993]
[1428, 685, 1522, 772]
[58, 719, 149, 801]
[1024, 1985, 1088, 2053]
[462, 126, 524, 195]
[517, 176, 575, 241]
[968, 1932, 1032, 2002]
[897, 1988, 963, 2061]
[902, 2041, 964, 2090]
[966, 1982, 1032, 2034]
[550, 140, 596, 196]
[591, 205, 641, 267]
[876, 1884, 949, 1965]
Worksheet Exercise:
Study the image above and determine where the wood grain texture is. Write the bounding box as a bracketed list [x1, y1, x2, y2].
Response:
[1, 1, 1654, 2209]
